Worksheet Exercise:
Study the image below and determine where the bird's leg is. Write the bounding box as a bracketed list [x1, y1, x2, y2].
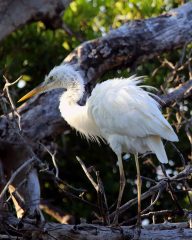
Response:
[113, 154, 126, 225]
[134, 153, 142, 227]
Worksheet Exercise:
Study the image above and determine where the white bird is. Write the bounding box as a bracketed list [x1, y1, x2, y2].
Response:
[18, 64, 179, 224]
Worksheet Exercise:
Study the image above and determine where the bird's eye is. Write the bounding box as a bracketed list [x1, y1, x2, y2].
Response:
[49, 76, 54, 81]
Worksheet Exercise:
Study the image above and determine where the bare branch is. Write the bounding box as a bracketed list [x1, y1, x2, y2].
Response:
[3, 76, 22, 130]
[110, 164, 192, 220]
[1, 219, 192, 240]
[161, 79, 192, 107]
[40, 201, 75, 224]
[76, 156, 99, 192]
[40, 143, 59, 178]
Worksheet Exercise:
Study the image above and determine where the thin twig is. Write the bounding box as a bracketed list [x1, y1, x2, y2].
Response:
[76, 156, 99, 192]
[40, 143, 59, 178]
[160, 163, 184, 214]
[56, 180, 98, 209]
[141, 189, 163, 215]
[142, 209, 183, 219]
[95, 170, 110, 224]
[141, 176, 157, 185]
[169, 142, 186, 167]
[109, 179, 168, 220]
[110, 165, 192, 220]
[3, 76, 22, 130]
[121, 190, 163, 225]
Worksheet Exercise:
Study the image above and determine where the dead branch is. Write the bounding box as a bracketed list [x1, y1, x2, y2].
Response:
[1, 217, 192, 240]
[40, 201, 75, 224]
[76, 156, 99, 192]
[109, 164, 192, 220]
[0, 0, 71, 42]
[161, 79, 192, 106]
[76, 156, 110, 224]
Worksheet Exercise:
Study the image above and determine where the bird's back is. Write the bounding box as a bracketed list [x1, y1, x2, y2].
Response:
[87, 76, 178, 163]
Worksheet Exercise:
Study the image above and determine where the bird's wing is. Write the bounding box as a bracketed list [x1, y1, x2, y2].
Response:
[88, 78, 178, 141]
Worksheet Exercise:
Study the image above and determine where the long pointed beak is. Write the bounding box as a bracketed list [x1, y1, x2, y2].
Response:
[18, 85, 47, 102]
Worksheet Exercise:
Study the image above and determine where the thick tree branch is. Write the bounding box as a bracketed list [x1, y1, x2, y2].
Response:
[0, 0, 71, 42]
[1, 218, 192, 240]
[63, 2, 192, 83]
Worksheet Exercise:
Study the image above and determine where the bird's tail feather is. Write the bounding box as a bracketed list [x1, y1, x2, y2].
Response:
[146, 136, 168, 163]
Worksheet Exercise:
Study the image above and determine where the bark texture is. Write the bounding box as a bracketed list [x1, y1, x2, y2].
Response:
[0, 0, 71, 41]
[64, 2, 192, 83]
[1, 220, 192, 240]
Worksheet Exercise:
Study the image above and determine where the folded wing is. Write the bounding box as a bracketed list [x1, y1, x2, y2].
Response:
[88, 77, 178, 142]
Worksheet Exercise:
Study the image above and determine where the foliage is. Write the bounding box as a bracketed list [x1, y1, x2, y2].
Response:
[0, 0, 191, 225]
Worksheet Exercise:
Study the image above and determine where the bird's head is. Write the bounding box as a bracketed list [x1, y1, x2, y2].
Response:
[18, 65, 76, 102]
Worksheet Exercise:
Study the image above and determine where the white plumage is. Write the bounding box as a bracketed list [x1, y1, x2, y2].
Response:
[19, 64, 179, 224]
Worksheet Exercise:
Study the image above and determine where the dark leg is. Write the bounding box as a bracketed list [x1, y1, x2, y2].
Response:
[113, 154, 126, 225]
[134, 153, 141, 226]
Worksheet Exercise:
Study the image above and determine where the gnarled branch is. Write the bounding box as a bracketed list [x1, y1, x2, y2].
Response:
[0, 0, 71, 42]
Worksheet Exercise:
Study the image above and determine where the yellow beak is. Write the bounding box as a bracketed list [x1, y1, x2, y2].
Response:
[18, 85, 47, 102]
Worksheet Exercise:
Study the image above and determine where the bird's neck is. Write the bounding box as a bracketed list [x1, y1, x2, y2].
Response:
[58, 68, 101, 139]
[59, 93, 102, 140]
[62, 74, 85, 105]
